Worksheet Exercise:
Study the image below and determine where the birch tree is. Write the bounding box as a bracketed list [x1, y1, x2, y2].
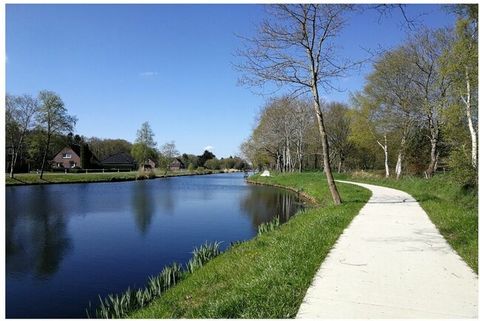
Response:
[6, 94, 38, 178]
[238, 4, 353, 204]
[406, 29, 452, 177]
[131, 121, 157, 167]
[361, 48, 421, 179]
[441, 13, 478, 168]
[36, 91, 77, 179]
[351, 92, 393, 178]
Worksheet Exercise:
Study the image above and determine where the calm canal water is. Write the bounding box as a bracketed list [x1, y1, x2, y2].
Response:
[6, 173, 302, 318]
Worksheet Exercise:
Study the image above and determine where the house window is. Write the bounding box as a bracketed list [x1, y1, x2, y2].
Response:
[63, 153, 72, 159]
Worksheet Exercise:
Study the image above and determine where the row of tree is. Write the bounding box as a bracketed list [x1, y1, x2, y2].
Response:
[6, 97, 249, 177]
[6, 91, 77, 179]
[239, 5, 477, 196]
[131, 122, 249, 172]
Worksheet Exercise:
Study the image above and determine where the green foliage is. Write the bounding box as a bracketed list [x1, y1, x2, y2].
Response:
[448, 146, 477, 188]
[158, 141, 179, 174]
[87, 138, 132, 161]
[131, 143, 158, 167]
[132, 122, 157, 166]
[197, 150, 215, 167]
[204, 158, 221, 170]
[187, 163, 195, 172]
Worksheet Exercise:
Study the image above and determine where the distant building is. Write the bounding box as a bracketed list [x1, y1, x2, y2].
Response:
[102, 152, 137, 170]
[143, 158, 156, 169]
[52, 144, 100, 169]
[52, 146, 82, 169]
[169, 158, 185, 171]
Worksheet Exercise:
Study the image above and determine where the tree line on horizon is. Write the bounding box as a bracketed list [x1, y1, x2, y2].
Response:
[6, 95, 248, 178]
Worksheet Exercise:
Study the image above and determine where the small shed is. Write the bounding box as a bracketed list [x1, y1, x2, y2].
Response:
[169, 158, 185, 171]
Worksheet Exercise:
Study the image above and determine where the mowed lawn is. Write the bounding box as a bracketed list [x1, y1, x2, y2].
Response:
[5, 171, 138, 185]
[5, 169, 216, 186]
[341, 172, 478, 272]
[129, 172, 371, 318]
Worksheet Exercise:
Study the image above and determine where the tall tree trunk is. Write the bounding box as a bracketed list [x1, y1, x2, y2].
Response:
[426, 135, 438, 178]
[464, 67, 477, 168]
[311, 84, 342, 205]
[9, 148, 17, 179]
[377, 135, 389, 178]
[395, 135, 406, 179]
[395, 152, 402, 179]
[40, 134, 51, 179]
[434, 151, 440, 172]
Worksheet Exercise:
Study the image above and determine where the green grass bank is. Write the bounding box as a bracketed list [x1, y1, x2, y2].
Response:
[339, 172, 478, 272]
[129, 172, 370, 318]
[5, 169, 219, 186]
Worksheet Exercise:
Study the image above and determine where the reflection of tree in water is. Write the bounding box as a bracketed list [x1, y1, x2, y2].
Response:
[6, 186, 72, 278]
[132, 181, 155, 234]
[157, 180, 175, 212]
[240, 186, 301, 228]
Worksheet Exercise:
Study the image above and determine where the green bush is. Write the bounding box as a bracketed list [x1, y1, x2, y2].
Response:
[448, 147, 477, 188]
[136, 168, 156, 180]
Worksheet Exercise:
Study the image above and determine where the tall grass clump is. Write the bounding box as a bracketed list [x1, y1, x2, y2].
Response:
[136, 167, 156, 180]
[187, 241, 222, 273]
[257, 216, 280, 235]
[90, 242, 221, 318]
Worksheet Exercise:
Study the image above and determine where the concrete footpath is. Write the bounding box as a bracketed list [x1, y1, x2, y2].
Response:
[296, 181, 478, 319]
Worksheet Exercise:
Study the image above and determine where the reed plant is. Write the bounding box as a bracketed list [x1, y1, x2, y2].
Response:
[90, 243, 221, 318]
[187, 241, 222, 273]
[257, 216, 280, 235]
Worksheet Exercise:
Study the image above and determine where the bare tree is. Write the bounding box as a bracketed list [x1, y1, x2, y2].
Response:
[406, 29, 452, 177]
[159, 141, 179, 175]
[250, 96, 314, 173]
[324, 102, 353, 173]
[36, 91, 77, 179]
[6, 94, 38, 178]
[237, 4, 355, 204]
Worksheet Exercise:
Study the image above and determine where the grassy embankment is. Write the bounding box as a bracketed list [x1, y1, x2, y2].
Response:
[339, 172, 478, 272]
[5, 169, 218, 186]
[129, 172, 370, 318]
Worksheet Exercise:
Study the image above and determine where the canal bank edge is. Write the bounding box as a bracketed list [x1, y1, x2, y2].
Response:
[247, 177, 318, 205]
[128, 172, 371, 318]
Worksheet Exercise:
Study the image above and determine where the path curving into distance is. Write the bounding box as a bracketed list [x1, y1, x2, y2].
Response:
[296, 181, 478, 319]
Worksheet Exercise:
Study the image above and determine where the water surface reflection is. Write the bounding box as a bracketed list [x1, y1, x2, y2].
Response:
[6, 173, 302, 318]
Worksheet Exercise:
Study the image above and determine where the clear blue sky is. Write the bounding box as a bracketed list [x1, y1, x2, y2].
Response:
[6, 4, 455, 158]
